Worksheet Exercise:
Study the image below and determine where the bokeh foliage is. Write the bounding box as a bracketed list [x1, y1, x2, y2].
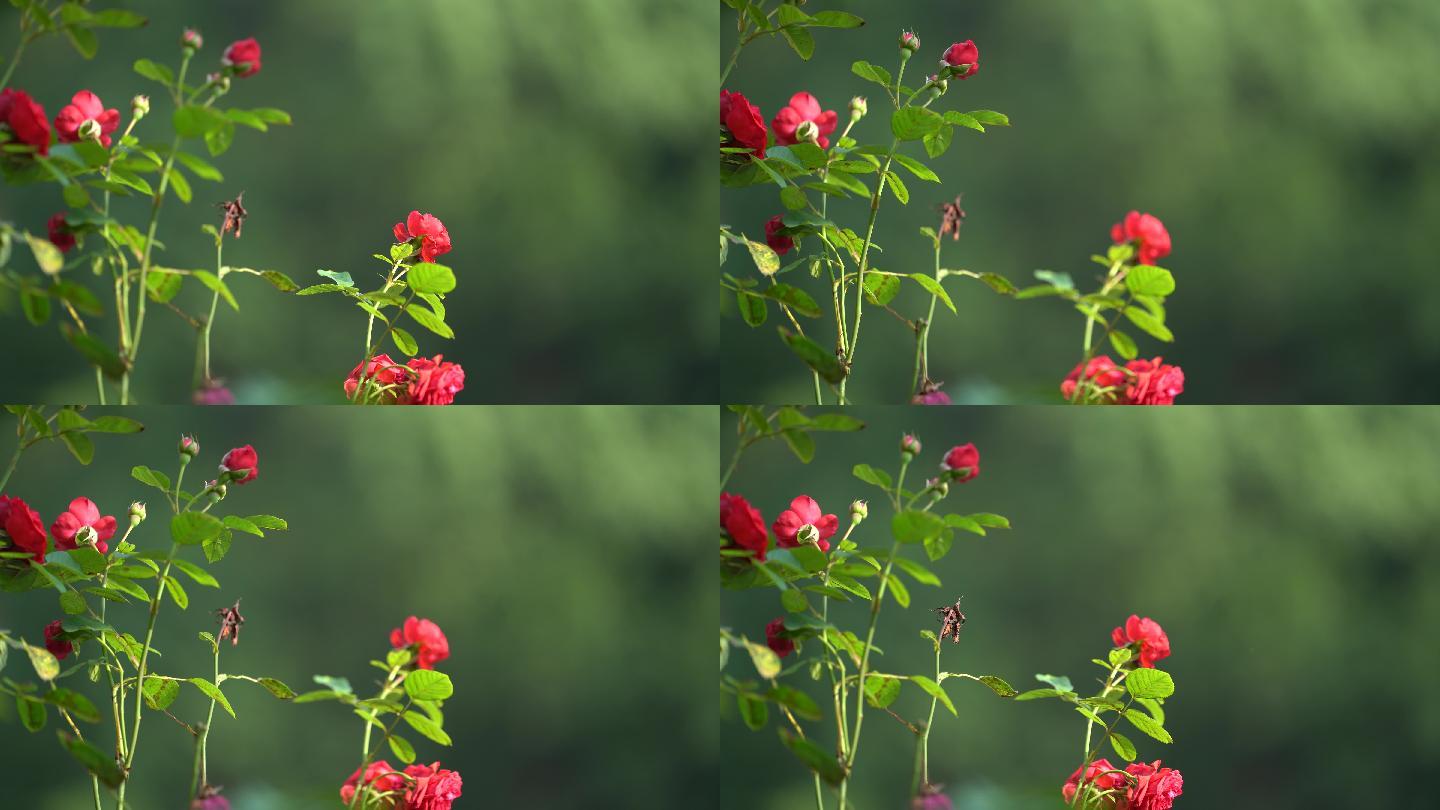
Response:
[0, 0, 714, 403]
[722, 406, 1440, 808]
[721, 0, 1440, 403]
[0, 404, 716, 808]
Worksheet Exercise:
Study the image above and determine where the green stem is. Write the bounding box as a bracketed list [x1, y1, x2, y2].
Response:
[839, 538, 902, 807]
[116, 540, 180, 809]
[0, 437, 23, 493]
[913, 238, 943, 396]
[195, 239, 225, 389]
[0, 31, 31, 91]
[191, 642, 221, 796]
[350, 666, 405, 810]
[915, 639, 942, 792]
[350, 259, 406, 403]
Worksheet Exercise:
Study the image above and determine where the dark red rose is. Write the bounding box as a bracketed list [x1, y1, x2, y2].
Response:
[220, 445, 258, 485]
[222, 38, 262, 77]
[393, 210, 452, 263]
[1121, 357, 1184, 406]
[339, 760, 407, 805]
[720, 492, 768, 561]
[50, 497, 117, 554]
[404, 355, 465, 405]
[1110, 211, 1171, 266]
[1062, 758, 1126, 806]
[940, 443, 980, 483]
[771, 92, 838, 149]
[54, 90, 120, 147]
[404, 762, 464, 810]
[47, 212, 75, 253]
[1125, 761, 1184, 810]
[720, 89, 767, 159]
[772, 496, 839, 553]
[1, 495, 48, 562]
[0, 88, 51, 154]
[44, 619, 73, 660]
[764, 215, 793, 256]
[1111, 614, 1171, 668]
[765, 617, 794, 658]
[1061, 356, 1127, 401]
[346, 353, 409, 402]
[391, 616, 450, 670]
[942, 40, 980, 79]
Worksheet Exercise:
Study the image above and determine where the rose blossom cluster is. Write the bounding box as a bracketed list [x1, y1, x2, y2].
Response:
[390, 615, 451, 670]
[1111, 614, 1171, 669]
[721, 437, 983, 658]
[1061, 356, 1184, 405]
[1062, 759, 1184, 809]
[393, 210, 453, 264]
[1111, 210, 1171, 267]
[345, 354, 466, 405]
[340, 761, 464, 810]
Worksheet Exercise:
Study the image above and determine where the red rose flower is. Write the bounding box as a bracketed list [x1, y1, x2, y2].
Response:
[391, 616, 450, 670]
[393, 210, 453, 263]
[1121, 357, 1184, 406]
[54, 90, 120, 147]
[222, 38, 262, 77]
[912, 383, 951, 405]
[1062, 758, 1126, 806]
[1061, 356, 1128, 401]
[1124, 761, 1184, 810]
[44, 620, 73, 660]
[1111, 614, 1171, 668]
[220, 445, 259, 485]
[764, 215, 793, 256]
[765, 617, 794, 658]
[720, 492, 768, 561]
[911, 785, 953, 810]
[942, 40, 980, 79]
[193, 382, 236, 405]
[346, 353, 409, 402]
[190, 792, 230, 810]
[339, 760, 407, 805]
[0, 88, 51, 155]
[1, 495, 48, 562]
[404, 355, 465, 405]
[47, 212, 75, 253]
[940, 443, 980, 483]
[771, 495, 838, 553]
[771, 92, 838, 149]
[720, 89, 767, 159]
[404, 762, 464, 810]
[50, 497, 117, 554]
[1110, 211, 1171, 266]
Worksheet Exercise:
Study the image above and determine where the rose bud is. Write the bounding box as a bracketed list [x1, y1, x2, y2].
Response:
[901, 433, 922, 460]
[927, 477, 949, 498]
[181, 28, 204, 52]
[220, 444, 258, 485]
[131, 95, 150, 120]
[128, 501, 146, 526]
[940, 443, 980, 483]
[899, 30, 921, 55]
[179, 434, 200, 460]
[222, 38, 262, 78]
[848, 96, 867, 122]
[849, 500, 868, 523]
[927, 74, 949, 95]
[206, 480, 227, 502]
[793, 119, 820, 145]
[941, 40, 980, 79]
[208, 72, 232, 93]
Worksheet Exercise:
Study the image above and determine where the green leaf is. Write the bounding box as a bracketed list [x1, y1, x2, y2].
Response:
[1124, 668, 1175, 700]
[254, 677, 297, 700]
[202, 531, 232, 564]
[60, 431, 94, 464]
[851, 60, 892, 88]
[892, 557, 940, 586]
[745, 640, 782, 679]
[171, 558, 218, 588]
[389, 733, 417, 764]
[1036, 674, 1074, 692]
[886, 574, 910, 607]
[131, 465, 172, 492]
[45, 687, 100, 723]
[174, 151, 223, 181]
[173, 105, 228, 138]
[779, 729, 845, 786]
[768, 685, 822, 720]
[746, 239, 780, 276]
[247, 515, 288, 531]
[778, 328, 846, 384]
[908, 274, 956, 313]
[402, 710, 452, 745]
[1014, 688, 1065, 701]
[1123, 307, 1174, 342]
[171, 513, 224, 546]
[967, 110, 1011, 126]
[194, 270, 238, 311]
[188, 677, 236, 718]
[763, 284, 821, 318]
[1124, 707, 1172, 743]
[404, 669, 454, 701]
[884, 170, 909, 204]
[891, 153, 939, 182]
[892, 510, 947, 544]
[735, 291, 767, 327]
[387, 326, 419, 356]
[164, 576, 188, 609]
[911, 675, 956, 716]
[1109, 731, 1138, 761]
[864, 675, 901, 708]
[87, 415, 143, 433]
[809, 11, 865, 27]
[1125, 265, 1175, 297]
[317, 269, 355, 288]
[943, 110, 984, 132]
[891, 108, 943, 141]
[59, 733, 124, 787]
[62, 181, 91, 208]
[167, 166, 193, 203]
[134, 58, 174, 85]
[864, 272, 901, 306]
[737, 691, 768, 730]
[69, 546, 107, 575]
[1109, 330, 1139, 360]
[27, 232, 64, 274]
[781, 429, 815, 463]
[59, 590, 87, 615]
[407, 263, 456, 295]
[250, 107, 293, 125]
[780, 185, 808, 211]
[17, 695, 46, 731]
[852, 463, 892, 490]
[974, 675, 1018, 698]
[146, 271, 183, 303]
[65, 25, 98, 58]
[407, 304, 454, 339]
[923, 124, 953, 159]
[780, 588, 809, 614]
[780, 25, 815, 60]
[62, 325, 126, 379]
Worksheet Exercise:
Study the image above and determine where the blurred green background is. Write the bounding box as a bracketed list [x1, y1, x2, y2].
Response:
[0, 405, 716, 807]
[721, 406, 1440, 808]
[720, 0, 1440, 403]
[0, 0, 715, 403]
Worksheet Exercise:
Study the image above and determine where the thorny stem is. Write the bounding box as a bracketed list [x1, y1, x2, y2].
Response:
[191, 641, 222, 797]
[195, 237, 225, 389]
[914, 637, 943, 793]
[913, 237, 944, 397]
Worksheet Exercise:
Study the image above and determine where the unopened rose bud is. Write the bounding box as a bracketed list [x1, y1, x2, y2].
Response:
[900, 30, 920, 55]
[76, 119, 103, 143]
[206, 480, 227, 502]
[795, 524, 821, 547]
[901, 433, 922, 461]
[74, 525, 99, 548]
[181, 28, 203, 52]
[131, 95, 150, 120]
[207, 72, 231, 93]
[179, 434, 199, 460]
[849, 500, 868, 523]
[127, 501, 146, 526]
[927, 477, 949, 498]
[794, 119, 820, 145]
[927, 74, 949, 96]
[849, 96, 867, 122]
